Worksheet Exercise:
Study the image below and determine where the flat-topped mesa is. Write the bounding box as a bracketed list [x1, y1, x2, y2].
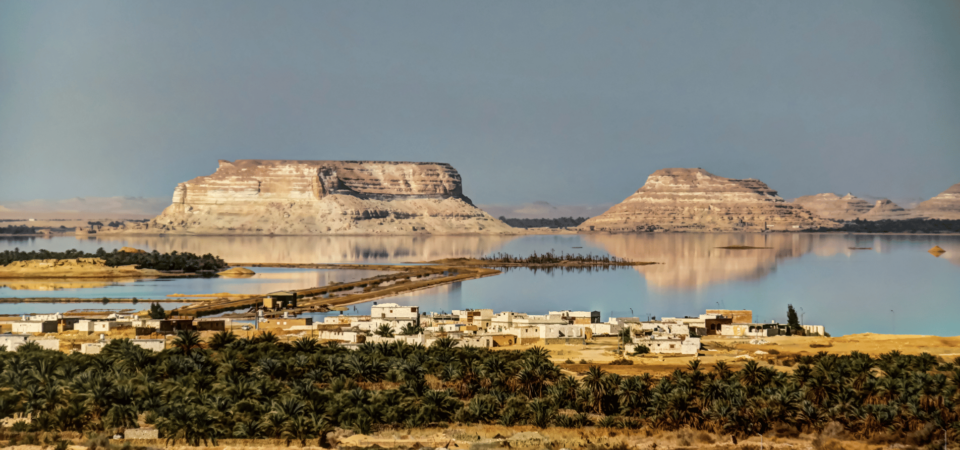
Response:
[170, 159, 470, 209]
[579, 168, 836, 232]
[792, 193, 873, 221]
[120, 160, 513, 235]
[914, 182, 960, 219]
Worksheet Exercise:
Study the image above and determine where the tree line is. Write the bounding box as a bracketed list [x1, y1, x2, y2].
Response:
[498, 217, 589, 228]
[811, 218, 960, 233]
[1, 331, 958, 446]
[0, 248, 227, 272]
[479, 251, 633, 264]
[0, 225, 40, 235]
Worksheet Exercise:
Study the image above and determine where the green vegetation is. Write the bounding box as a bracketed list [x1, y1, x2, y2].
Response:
[148, 303, 166, 320]
[0, 247, 227, 272]
[480, 251, 633, 265]
[630, 344, 650, 355]
[399, 323, 423, 335]
[2, 335, 960, 445]
[619, 328, 633, 344]
[0, 225, 38, 235]
[787, 304, 801, 334]
[818, 218, 960, 233]
[374, 324, 395, 338]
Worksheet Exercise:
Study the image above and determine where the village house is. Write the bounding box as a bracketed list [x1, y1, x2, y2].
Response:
[627, 336, 701, 356]
[13, 321, 58, 334]
[0, 334, 29, 351]
[720, 323, 780, 337]
[370, 303, 420, 332]
[549, 310, 601, 324]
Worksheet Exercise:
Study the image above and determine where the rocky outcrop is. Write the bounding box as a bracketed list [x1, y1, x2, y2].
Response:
[119, 160, 514, 235]
[792, 193, 873, 221]
[863, 199, 910, 220]
[914, 183, 960, 219]
[579, 168, 835, 232]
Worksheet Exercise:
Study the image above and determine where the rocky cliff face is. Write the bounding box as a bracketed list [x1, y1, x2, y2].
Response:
[914, 183, 960, 219]
[792, 193, 873, 221]
[579, 168, 835, 232]
[122, 160, 513, 235]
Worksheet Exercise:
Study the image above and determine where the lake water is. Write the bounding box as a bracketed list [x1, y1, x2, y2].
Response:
[1, 233, 958, 336]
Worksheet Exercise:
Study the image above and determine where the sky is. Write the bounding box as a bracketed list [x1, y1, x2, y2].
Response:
[2, 1, 960, 212]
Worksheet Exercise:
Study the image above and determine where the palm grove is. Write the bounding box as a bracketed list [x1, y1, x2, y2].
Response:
[2, 331, 959, 446]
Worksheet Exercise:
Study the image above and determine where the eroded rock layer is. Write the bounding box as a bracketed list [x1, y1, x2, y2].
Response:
[914, 183, 960, 219]
[792, 193, 873, 221]
[579, 168, 835, 232]
[122, 160, 513, 235]
[863, 199, 910, 220]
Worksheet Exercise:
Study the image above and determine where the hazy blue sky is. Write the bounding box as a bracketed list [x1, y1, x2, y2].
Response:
[2, 1, 959, 207]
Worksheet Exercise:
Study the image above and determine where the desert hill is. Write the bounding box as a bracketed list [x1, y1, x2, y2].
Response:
[791, 193, 872, 221]
[914, 182, 960, 219]
[113, 160, 514, 235]
[578, 168, 835, 232]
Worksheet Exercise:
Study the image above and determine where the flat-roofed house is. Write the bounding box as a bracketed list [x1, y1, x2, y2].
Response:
[720, 323, 780, 337]
[13, 321, 57, 334]
[264, 291, 298, 310]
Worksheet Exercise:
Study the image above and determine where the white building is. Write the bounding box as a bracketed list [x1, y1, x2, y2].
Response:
[627, 337, 700, 355]
[371, 303, 419, 321]
[75, 320, 100, 333]
[81, 342, 107, 355]
[539, 324, 587, 339]
[548, 310, 601, 324]
[453, 309, 493, 325]
[502, 325, 540, 341]
[93, 321, 127, 332]
[13, 321, 57, 334]
[318, 330, 365, 344]
[131, 339, 165, 352]
[0, 335, 29, 351]
[490, 311, 528, 328]
[366, 333, 425, 345]
[720, 323, 780, 337]
[30, 339, 60, 351]
[370, 303, 420, 332]
[586, 322, 622, 336]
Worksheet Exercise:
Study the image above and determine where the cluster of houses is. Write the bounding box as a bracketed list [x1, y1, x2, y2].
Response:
[0, 312, 229, 354]
[0, 304, 826, 357]
[305, 304, 825, 355]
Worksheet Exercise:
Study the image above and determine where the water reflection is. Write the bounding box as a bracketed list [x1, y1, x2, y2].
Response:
[76, 235, 518, 264]
[585, 233, 958, 289]
[0, 278, 132, 291]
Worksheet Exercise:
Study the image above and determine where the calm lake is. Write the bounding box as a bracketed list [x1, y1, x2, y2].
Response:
[1, 233, 958, 336]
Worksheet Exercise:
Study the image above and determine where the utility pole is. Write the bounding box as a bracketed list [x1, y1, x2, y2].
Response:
[891, 309, 895, 334]
[800, 307, 805, 327]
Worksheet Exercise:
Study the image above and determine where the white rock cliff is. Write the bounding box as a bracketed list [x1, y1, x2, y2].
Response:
[579, 168, 834, 232]
[120, 160, 514, 235]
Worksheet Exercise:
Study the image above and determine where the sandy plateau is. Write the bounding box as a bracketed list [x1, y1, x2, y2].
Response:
[0, 258, 165, 279]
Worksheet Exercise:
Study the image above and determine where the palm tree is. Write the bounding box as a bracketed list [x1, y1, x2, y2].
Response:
[375, 324, 395, 338]
[172, 330, 204, 355]
[582, 365, 609, 414]
[208, 331, 238, 350]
